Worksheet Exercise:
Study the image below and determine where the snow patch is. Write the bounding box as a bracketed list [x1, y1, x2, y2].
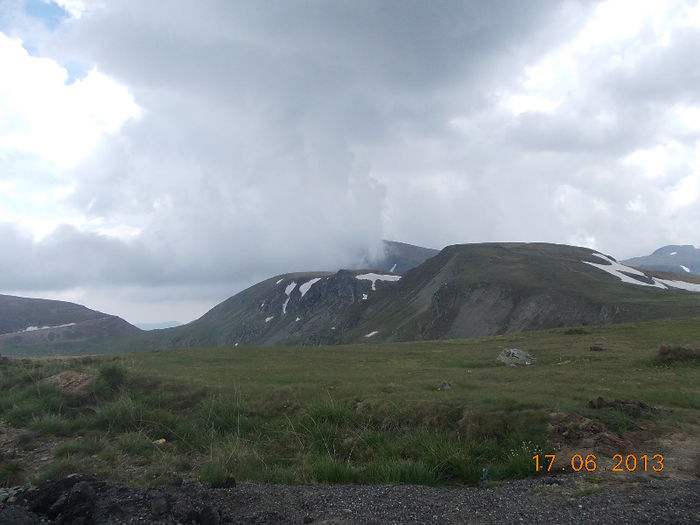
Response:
[295, 317, 300, 322]
[299, 277, 322, 298]
[265, 316, 275, 323]
[282, 281, 298, 315]
[276, 278, 284, 285]
[583, 253, 700, 292]
[362, 294, 368, 300]
[364, 331, 379, 338]
[355, 273, 401, 291]
[22, 322, 76, 332]
[389, 263, 397, 273]
[670, 251, 678, 256]
[583, 253, 667, 289]
[681, 265, 690, 273]
[656, 278, 700, 292]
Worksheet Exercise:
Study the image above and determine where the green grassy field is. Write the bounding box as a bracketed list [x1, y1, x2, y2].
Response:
[1, 317, 698, 487]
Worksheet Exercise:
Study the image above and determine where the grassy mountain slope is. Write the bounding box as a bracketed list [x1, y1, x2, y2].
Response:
[0, 295, 141, 357]
[346, 243, 700, 342]
[0, 294, 107, 335]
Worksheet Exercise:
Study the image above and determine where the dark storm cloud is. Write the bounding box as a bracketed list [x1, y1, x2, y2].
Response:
[37, 0, 577, 286]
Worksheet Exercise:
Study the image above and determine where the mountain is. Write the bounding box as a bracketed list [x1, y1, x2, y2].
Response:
[623, 245, 700, 275]
[345, 243, 700, 342]
[141, 269, 402, 348]
[364, 240, 440, 274]
[4, 242, 700, 356]
[0, 294, 141, 356]
[142, 242, 700, 349]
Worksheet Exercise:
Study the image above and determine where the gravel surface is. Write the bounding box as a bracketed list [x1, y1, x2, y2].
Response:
[1, 473, 698, 524]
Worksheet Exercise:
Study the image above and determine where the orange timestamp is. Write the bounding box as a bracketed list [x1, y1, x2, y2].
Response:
[532, 453, 664, 473]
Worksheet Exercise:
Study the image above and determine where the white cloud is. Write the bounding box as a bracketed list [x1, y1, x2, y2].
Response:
[667, 174, 700, 211]
[0, 32, 140, 169]
[48, 0, 89, 19]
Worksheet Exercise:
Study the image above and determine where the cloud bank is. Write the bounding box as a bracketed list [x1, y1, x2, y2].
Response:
[1, 0, 699, 322]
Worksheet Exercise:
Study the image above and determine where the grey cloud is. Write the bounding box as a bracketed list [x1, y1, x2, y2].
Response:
[604, 27, 700, 105]
[3, 1, 700, 322]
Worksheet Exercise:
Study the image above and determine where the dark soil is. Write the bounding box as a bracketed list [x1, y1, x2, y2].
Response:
[1, 473, 698, 524]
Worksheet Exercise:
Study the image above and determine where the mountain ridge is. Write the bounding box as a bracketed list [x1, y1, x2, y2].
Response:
[137, 242, 700, 351]
[3, 241, 700, 356]
[0, 294, 141, 356]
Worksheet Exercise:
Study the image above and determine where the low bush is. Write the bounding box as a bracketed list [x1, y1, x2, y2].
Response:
[655, 345, 700, 365]
[0, 460, 24, 487]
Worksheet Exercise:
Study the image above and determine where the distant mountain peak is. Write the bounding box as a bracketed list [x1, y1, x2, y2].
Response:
[623, 244, 700, 276]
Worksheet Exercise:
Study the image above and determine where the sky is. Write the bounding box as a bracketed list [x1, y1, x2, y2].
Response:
[1, 0, 699, 326]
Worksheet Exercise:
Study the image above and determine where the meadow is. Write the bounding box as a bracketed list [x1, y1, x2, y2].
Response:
[1, 317, 698, 488]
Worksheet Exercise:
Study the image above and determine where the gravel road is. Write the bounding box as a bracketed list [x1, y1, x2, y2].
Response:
[1, 473, 698, 524]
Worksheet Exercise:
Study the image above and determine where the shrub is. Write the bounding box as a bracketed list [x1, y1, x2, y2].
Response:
[53, 437, 106, 458]
[117, 432, 156, 456]
[35, 458, 84, 483]
[312, 458, 359, 483]
[655, 345, 700, 365]
[363, 459, 438, 485]
[0, 460, 24, 487]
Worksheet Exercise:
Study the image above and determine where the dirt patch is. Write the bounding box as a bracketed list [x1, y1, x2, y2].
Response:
[547, 413, 632, 458]
[40, 371, 95, 396]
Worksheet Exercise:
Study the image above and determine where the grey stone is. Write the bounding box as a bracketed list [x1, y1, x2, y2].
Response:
[151, 496, 168, 516]
[497, 348, 536, 366]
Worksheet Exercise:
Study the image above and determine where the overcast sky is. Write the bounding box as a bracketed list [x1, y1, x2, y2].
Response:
[1, 0, 699, 325]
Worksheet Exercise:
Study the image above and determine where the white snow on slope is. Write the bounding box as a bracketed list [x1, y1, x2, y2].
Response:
[356, 273, 401, 291]
[281, 281, 297, 315]
[583, 253, 700, 292]
[299, 277, 322, 298]
[276, 278, 284, 285]
[681, 265, 690, 273]
[583, 253, 666, 289]
[670, 251, 678, 256]
[362, 294, 368, 300]
[656, 278, 700, 292]
[265, 316, 275, 323]
[390, 263, 397, 273]
[22, 322, 76, 332]
[364, 331, 379, 338]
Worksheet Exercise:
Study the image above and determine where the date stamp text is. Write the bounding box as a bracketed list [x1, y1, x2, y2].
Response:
[532, 454, 664, 473]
